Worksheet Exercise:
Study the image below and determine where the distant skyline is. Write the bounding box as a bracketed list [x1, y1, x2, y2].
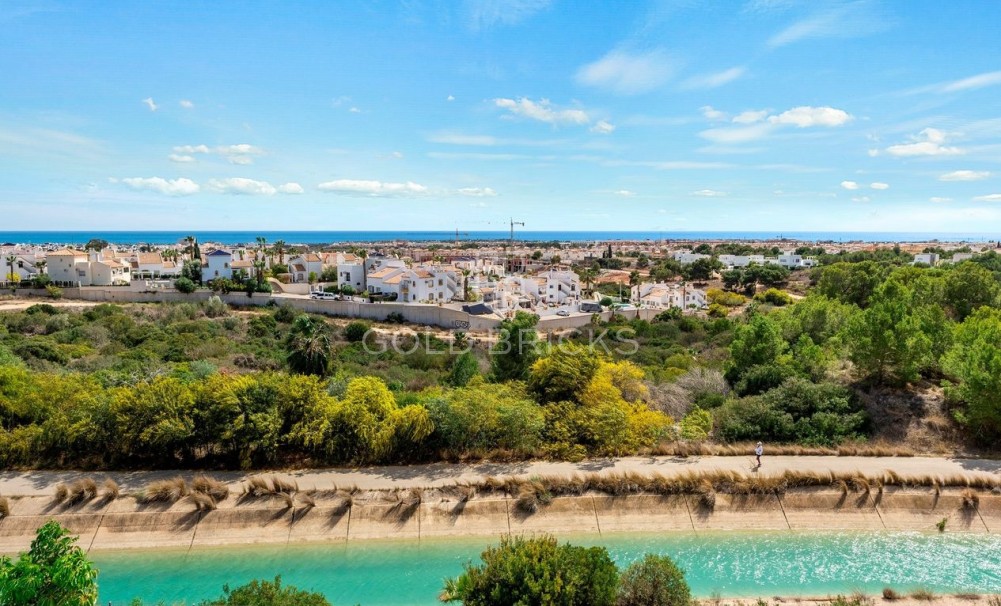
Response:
[2, 1, 1000, 231]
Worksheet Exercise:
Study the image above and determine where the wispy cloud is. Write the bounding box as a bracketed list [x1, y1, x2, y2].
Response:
[940, 70, 1001, 93]
[870, 182, 889, 190]
[142, 97, 158, 112]
[973, 194, 1001, 202]
[768, 2, 889, 48]
[939, 170, 991, 181]
[494, 97, 593, 126]
[179, 99, 194, 109]
[841, 180, 859, 190]
[457, 187, 498, 197]
[278, 182, 305, 194]
[692, 189, 726, 197]
[206, 178, 277, 196]
[170, 143, 265, 165]
[466, 0, 552, 30]
[318, 179, 429, 197]
[699, 105, 851, 144]
[576, 48, 675, 94]
[590, 120, 616, 134]
[614, 190, 636, 197]
[883, 128, 963, 157]
[168, 154, 195, 163]
[119, 177, 199, 196]
[681, 66, 746, 90]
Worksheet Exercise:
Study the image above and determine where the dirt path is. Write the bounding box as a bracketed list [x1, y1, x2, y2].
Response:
[2, 455, 998, 496]
[0, 298, 100, 312]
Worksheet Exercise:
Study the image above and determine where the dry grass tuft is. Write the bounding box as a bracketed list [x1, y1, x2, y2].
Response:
[139, 477, 188, 504]
[102, 479, 120, 501]
[271, 476, 298, 495]
[192, 475, 230, 502]
[953, 594, 980, 601]
[0, 496, 9, 518]
[696, 480, 716, 511]
[188, 491, 217, 511]
[54, 483, 69, 504]
[960, 488, 979, 511]
[297, 493, 316, 508]
[244, 476, 272, 498]
[882, 588, 901, 601]
[278, 492, 294, 509]
[63, 478, 99, 506]
[910, 589, 936, 601]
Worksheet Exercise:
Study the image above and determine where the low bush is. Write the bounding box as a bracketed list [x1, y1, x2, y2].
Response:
[617, 554, 691, 606]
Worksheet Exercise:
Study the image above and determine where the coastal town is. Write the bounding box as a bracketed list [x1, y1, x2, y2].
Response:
[3, 235, 996, 326]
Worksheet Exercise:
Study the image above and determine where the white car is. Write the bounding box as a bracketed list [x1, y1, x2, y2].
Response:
[556, 310, 571, 317]
[309, 291, 337, 300]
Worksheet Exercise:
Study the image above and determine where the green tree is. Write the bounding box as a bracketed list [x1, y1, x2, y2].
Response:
[682, 257, 722, 282]
[844, 279, 939, 384]
[490, 311, 540, 382]
[616, 554, 691, 606]
[443, 535, 619, 606]
[815, 261, 889, 308]
[286, 315, 332, 376]
[943, 261, 1000, 321]
[198, 576, 330, 606]
[0, 520, 99, 606]
[343, 320, 370, 343]
[943, 308, 1001, 442]
[447, 351, 480, 387]
[725, 314, 788, 386]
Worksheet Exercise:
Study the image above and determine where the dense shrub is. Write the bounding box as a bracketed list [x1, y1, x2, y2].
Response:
[443, 535, 619, 606]
[343, 320, 371, 343]
[174, 277, 197, 293]
[616, 554, 691, 606]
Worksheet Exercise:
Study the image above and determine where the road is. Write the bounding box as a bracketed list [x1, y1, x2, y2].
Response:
[1, 455, 998, 496]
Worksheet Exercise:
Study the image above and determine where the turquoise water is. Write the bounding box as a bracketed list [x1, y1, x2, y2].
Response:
[93, 532, 1001, 605]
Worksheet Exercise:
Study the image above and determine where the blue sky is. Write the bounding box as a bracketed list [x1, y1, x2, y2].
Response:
[2, 0, 1001, 232]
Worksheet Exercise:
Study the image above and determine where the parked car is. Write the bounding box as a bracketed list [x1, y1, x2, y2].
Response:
[556, 310, 571, 317]
[309, 291, 337, 300]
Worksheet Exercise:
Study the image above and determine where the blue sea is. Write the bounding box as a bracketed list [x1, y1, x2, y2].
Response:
[1, 230, 998, 246]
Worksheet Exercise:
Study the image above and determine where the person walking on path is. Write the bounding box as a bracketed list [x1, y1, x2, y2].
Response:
[755, 442, 763, 468]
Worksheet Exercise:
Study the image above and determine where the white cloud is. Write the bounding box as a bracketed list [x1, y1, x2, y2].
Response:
[457, 187, 498, 197]
[885, 128, 963, 157]
[699, 105, 851, 144]
[870, 182, 889, 190]
[930, 197, 952, 203]
[318, 179, 429, 197]
[277, 182, 305, 194]
[142, 97, 158, 112]
[939, 170, 990, 181]
[206, 178, 277, 196]
[349, 107, 361, 113]
[168, 154, 196, 163]
[768, 106, 852, 127]
[179, 100, 194, 109]
[466, 0, 552, 30]
[867, 149, 880, 157]
[614, 190, 635, 197]
[941, 71, 1001, 93]
[767, 3, 887, 47]
[699, 122, 773, 144]
[840, 181, 859, 190]
[701, 106, 727, 121]
[576, 48, 674, 95]
[973, 194, 1001, 202]
[590, 120, 616, 134]
[692, 189, 726, 197]
[494, 97, 589, 125]
[212, 144, 266, 165]
[681, 66, 746, 90]
[430, 133, 498, 146]
[732, 110, 768, 124]
[447, 95, 455, 101]
[121, 177, 198, 196]
[852, 196, 871, 203]
[173, 144, 210, 154]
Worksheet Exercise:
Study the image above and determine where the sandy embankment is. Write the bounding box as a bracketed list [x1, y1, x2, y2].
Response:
[1, 480, 999, 554]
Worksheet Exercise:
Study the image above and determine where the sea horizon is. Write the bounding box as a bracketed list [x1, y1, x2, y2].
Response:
[1, 230, 999, 247]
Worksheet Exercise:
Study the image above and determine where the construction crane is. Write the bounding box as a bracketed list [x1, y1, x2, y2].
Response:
[509, 218, 525, 247]
[454, 228, 469, 245]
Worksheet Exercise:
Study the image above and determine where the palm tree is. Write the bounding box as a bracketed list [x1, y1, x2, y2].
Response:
[357, 248, 369, 294]
[5, 255, 16, 283]
[183, 236, 196, 258]
[256, 236, 267, 259]
[628, 270, 641, 303]
[253, 259, 267, 286]
[286, 315, 332, 376]
[579, 266, 598, 297]
[273, 240, 287, 266]
[461, 269, 471, 301]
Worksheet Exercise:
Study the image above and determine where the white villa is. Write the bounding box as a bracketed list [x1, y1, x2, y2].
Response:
[46, 249, 131, 286]
[672, 252, 710, 265]
[289, 253, 323, 283]
[203, 249, 233, 281]
[637, 283, 707, 310]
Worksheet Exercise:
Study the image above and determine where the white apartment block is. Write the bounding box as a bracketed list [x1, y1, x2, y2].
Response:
[46, 249, 131, 286]
[672, 252, 710, 265]
[638, 283, 707, 310]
